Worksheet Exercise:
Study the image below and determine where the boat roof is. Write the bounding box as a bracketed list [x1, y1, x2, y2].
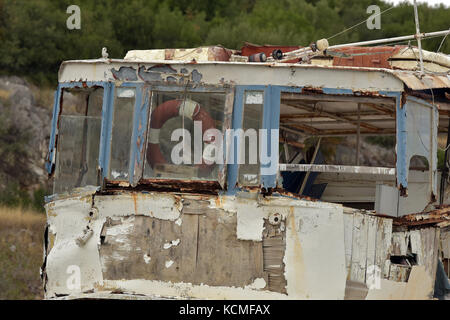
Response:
[57, 45, 450, 136]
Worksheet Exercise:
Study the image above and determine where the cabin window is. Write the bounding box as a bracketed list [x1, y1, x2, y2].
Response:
[143, 91, 226, 181]
[109, 87, 136, 180]
[53, 87, 103, 193]
[238, 91, 264, 186]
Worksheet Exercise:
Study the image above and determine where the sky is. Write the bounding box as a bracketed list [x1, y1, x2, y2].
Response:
[387, 0, 449, 6]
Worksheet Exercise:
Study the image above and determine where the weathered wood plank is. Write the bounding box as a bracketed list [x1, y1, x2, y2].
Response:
[376, 218, 392, 279]
[350, 212, 369, 283]
[343, 213, 354, 277]
[418, 228, 439, 281]
[262, 220, 287, 294]
[388, 263, 411, 282]
[442, 229, 450, 259]
[99, 204, 266, 289]
[391, 231, 408, 256]
[365, 215, 377, 285]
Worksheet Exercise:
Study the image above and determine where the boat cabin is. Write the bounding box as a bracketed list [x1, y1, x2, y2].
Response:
[42, 45, 450, 299]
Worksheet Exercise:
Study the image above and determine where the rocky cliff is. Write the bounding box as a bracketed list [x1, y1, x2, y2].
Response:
[0, 76, 52, 197]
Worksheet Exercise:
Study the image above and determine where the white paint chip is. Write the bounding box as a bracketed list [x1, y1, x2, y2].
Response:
[175, 218, 182, 226]
[245, 278, 266, 290]
[163, 239, 181, 250]
[165, 260, 174, 268]
[143, 254, 151, 264]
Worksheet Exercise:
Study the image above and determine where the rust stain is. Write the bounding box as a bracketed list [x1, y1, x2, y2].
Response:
[393, 204, 450, 227]
[301, 86, 324, 95]
[132, 192, 138, 215]
[286, 211, 307, 297]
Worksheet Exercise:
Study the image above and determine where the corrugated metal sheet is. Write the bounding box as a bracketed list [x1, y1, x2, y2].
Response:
[393, 71, 450, 90]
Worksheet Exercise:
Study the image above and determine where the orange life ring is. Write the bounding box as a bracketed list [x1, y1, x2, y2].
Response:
[147, 99, 216, 170]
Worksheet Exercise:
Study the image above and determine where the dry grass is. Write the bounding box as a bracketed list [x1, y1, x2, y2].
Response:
[0, 206, 46, 300]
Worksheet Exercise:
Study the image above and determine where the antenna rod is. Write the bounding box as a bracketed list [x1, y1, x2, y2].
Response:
[413, 0, 424, 74]
[273, 30, 450, 62]
[329, 30, 449, 49]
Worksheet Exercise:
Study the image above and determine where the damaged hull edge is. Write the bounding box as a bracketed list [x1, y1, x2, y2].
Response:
[42, 189, 435, 300]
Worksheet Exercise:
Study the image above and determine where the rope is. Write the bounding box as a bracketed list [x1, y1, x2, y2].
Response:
[429, 27, 450, 66]
[327, 6, 395, 41]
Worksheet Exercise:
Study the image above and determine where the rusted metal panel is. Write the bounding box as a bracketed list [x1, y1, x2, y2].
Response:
[394, 71, 450, 90]
[330, 46, 402, 69]
[394, 204, 450, 227]
[240, 43, 302, 63]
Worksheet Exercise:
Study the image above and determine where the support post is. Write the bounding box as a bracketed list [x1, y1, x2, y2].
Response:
[439, 118, 450, 204]
[413, 0, 425, 75]
[356, 103, 361, 166]
[299, 137, 321, 195]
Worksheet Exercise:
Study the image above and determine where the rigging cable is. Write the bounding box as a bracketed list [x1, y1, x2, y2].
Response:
[327, 6, 395, 41]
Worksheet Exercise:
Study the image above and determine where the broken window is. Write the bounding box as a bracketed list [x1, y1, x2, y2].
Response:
[238, 91, 264, 186]
[109, 87, 136, 180]
[143, 91, 226, 181]
[277, 92, 400, 206]
[53, 87, 103, 193]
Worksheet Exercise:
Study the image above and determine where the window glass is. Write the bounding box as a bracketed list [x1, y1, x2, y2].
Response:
[53, 87, 103, 193]
[143, 91, 226, 181]
[109, 87, 136, 180]
[238, 91, 263, 185]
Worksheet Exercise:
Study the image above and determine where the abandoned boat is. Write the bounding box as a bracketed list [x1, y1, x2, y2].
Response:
[41, 38, 450, 299]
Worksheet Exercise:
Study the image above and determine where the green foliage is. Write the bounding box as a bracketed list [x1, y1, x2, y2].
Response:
[438, 148, 445, 170]
[0, 182, 48, 213]
[365, 136, 396, 148]
[0, 0, 448, 83]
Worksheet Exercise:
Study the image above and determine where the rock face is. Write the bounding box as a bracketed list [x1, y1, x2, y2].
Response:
[0, 76, 53, 192]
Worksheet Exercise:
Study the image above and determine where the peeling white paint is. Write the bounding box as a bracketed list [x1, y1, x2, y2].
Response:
[95, 193, 182, 221]
[43, 191, 425, 300]
[236, 202, 266, 241]
[245, 278, 266, 290]
[163, 239, 180, 250]
[283, 205, 347, 299]
[100, 279, 288, 300]
[165, 260, 174, 268]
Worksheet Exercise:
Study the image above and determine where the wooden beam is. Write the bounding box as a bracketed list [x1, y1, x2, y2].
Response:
[281, 92, 395, 105]
[279, 110, 384, 120]
[284, 101, 382, 132]
[286, 122, 322, 134]
[363, 103, 395, 117]
[279, 137, 305, 149]
[280, 118, 396, 125]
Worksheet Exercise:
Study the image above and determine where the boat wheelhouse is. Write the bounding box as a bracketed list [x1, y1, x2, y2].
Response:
[42, 44, 450, 299]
